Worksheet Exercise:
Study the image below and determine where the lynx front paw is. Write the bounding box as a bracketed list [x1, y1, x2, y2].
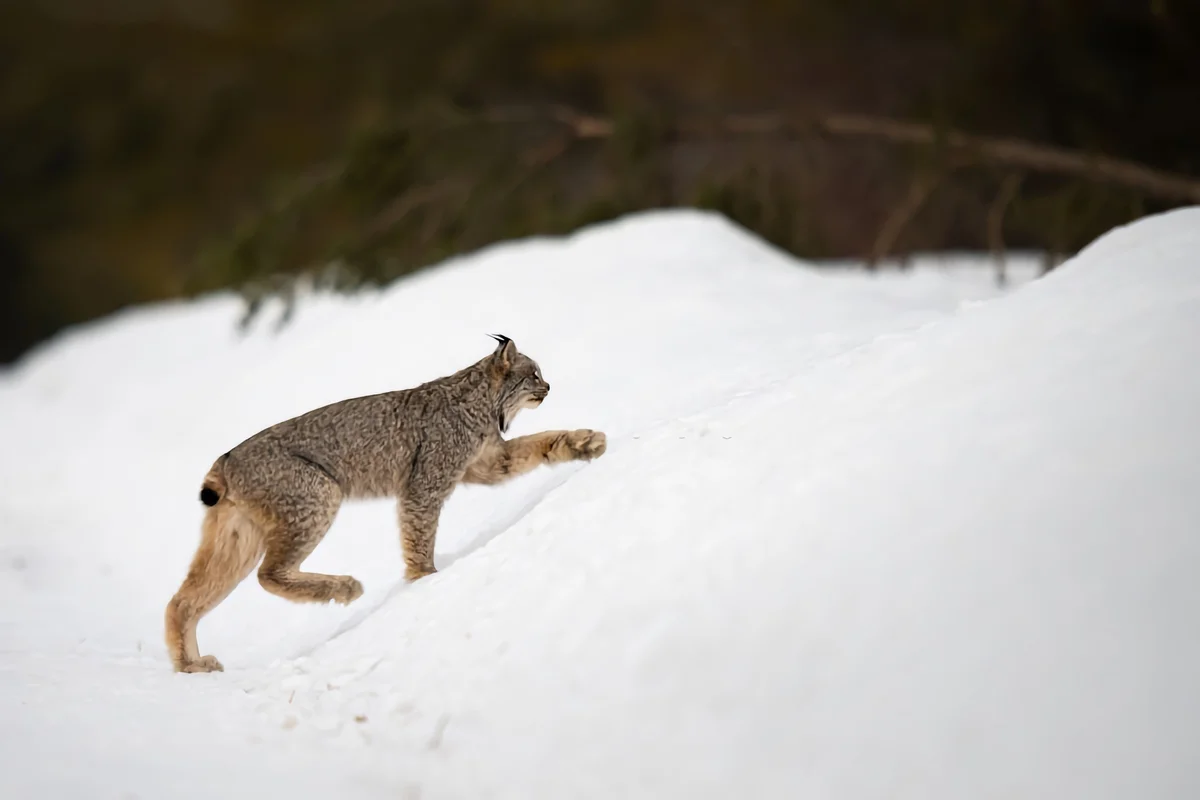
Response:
[179, 655, 224, 674]
[565, 429, 607, 461]
[405, 564, 437, 582]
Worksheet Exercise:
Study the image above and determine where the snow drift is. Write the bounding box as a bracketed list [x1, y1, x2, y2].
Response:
[1, 207, 1197, 799]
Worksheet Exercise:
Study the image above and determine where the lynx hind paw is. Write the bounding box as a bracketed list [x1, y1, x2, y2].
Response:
[334, 577, 364, 605]
[180, 655, 224, 674]
[566, 429, 607, 460]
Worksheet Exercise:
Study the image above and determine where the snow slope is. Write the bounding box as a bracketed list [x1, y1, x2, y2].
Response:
[1, 207, 1197, 799]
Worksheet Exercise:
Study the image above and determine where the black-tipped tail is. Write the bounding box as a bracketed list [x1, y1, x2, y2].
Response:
[199, 451, 230, 507]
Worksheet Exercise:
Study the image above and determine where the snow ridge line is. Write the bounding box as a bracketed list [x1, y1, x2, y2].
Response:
[627, 309, 976, 441]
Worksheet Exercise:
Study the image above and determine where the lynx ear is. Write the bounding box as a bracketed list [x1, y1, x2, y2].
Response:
[488, 333, 516, 369]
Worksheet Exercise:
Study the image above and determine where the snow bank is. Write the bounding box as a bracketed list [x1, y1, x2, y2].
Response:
[1, 207, 1196, 799]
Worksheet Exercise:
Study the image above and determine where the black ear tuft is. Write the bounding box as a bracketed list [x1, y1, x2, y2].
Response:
[488, 333, 517, 368]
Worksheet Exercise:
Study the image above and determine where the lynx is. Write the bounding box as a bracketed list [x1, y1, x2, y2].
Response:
[164, 335, 606, 673]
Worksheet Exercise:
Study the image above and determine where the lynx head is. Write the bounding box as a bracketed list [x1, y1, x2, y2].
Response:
[487, 334, 549, 433]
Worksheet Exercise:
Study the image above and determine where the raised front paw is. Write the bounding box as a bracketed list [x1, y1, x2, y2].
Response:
[565, 429, 607, 461]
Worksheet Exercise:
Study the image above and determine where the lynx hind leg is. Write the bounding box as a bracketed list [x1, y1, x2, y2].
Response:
[165, 502, 265, 673]
[256, 478, 363, 606]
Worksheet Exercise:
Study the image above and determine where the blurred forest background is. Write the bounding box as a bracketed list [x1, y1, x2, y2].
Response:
[3, 0, 1199, 363]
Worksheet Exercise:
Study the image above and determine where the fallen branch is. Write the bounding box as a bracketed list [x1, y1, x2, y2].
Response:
[810, 114, 1200, 203]
[480, 105, 1200, 205]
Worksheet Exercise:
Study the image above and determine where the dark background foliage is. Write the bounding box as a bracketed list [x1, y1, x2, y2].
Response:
[2, 0, 1198, 362]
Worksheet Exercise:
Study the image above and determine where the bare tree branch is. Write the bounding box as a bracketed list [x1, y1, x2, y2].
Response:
[360, 180, 468, 243]
[869, 170, 943, 267]
[987, 173, 1025, 286]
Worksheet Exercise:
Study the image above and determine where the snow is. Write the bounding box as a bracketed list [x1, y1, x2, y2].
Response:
[1, 206, 1198, 799]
